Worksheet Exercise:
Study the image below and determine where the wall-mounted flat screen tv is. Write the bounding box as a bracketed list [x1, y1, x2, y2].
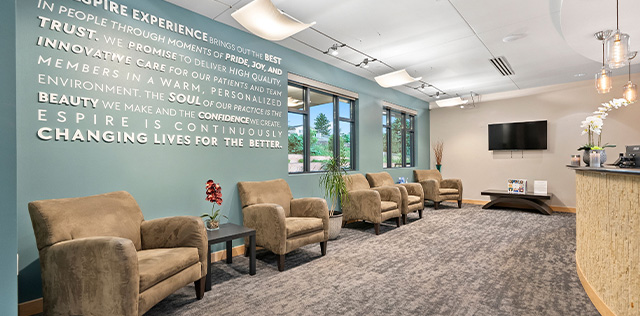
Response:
[488, 120, 547, 150]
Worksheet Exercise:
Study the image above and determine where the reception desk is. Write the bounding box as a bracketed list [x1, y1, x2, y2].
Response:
[572, 166, 640, 315]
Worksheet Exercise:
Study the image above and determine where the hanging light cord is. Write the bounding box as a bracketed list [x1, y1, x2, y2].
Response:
[602, 41, 605, 66]
[616, 0, 619, 30]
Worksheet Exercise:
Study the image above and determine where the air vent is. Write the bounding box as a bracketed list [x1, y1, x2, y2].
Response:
[490, 56, 515, 76]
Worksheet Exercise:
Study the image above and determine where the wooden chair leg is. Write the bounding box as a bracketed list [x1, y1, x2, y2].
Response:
[320, 241, 327, 256]
[434, 202, 440, 210]
[402, 214, 407, 225]
[395, 217, 401, 227]
[194, 276, 206, 300]
[342, 221, 346, 228]
[418, 209, 423, 218]
[458, 200, 462, 208]
[374, 223, 380, 235]
[276, 254, 285, 272]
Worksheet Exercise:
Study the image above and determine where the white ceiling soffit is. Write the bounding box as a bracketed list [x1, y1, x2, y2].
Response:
[165, 0, 638, 108]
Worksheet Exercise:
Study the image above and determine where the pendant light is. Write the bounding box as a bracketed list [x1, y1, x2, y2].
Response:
[605, 0, 631, 69]
[623, 52, 638, 103]
[595, 31, 613, 94]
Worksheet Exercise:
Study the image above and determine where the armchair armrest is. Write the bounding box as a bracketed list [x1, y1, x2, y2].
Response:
[291, 198, 329, 240]
[441, 178, 463, 198]
[343, 189, 381, 223]
[400, 183, 424, 200]
[441, 179, 462, 190]
[141, 216, 207, 277]
[419, 179, 440, 200]
[242, 204, 287, 255]
[41, 237, 139, 316]
[372, 186, 401, 206]
[290, 198, 329, 219]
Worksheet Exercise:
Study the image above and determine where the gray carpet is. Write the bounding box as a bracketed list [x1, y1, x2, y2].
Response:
[146, 203, 598, 316]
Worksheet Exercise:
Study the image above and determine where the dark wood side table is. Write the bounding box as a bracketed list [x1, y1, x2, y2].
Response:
[205, 223, 256, 292]
[480, 189, 553, 215]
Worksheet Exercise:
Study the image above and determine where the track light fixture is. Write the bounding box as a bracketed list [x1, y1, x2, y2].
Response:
[325, 44, 345, 56]
[435, 92, 440, 99]
[356, 58, 376, 68]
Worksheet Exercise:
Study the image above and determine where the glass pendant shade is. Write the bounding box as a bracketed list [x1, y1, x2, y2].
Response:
[595, 67, 613, 93]
[605, 30, 630, 69]
[623, 81, 637, 103]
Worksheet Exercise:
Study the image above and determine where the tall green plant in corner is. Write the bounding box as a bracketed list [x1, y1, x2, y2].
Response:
[319, 157, 350, 217]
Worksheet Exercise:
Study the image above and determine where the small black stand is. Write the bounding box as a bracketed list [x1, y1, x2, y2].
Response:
[205, 223, 256, 292]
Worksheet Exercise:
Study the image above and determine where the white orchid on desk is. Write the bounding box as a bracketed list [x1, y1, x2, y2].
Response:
[578, 98, 631, 151]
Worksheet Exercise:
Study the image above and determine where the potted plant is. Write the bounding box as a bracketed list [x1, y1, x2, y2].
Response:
[201, 179, 227, 231]
[432, 140, 444, 172]
[578, 98, 632, 165]
[319, 157, 350, 240]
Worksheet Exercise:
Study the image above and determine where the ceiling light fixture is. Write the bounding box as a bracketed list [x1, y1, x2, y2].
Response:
[287, 96, 304, 107]
[435, 96, 468, 108]
[435, 92, 440, 99]
[374, 69, 421, 88]
[595, 30, 613, 94]
[325, 44, 345, 56]
[502, 33, 527, 43]
[605, 0, 631, 69]
[623, 52, 638, 103]
[356, 58, 375, 68]
[231, 0, 315, 41]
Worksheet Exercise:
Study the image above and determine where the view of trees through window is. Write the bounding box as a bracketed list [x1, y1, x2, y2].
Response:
[383, 108, 415, 168]
[288, 84, 355, 173]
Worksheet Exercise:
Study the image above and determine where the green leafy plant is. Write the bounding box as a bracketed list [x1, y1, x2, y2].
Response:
[319, 157, 350, 217]
[577, 143, 615, 151]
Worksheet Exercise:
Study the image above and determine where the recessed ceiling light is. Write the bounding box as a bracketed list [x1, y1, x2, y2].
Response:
[502, 33, 527, 43]
[574, 73, 586, 77]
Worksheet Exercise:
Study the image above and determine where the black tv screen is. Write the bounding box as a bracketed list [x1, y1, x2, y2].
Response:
[488, 120, 547, 150]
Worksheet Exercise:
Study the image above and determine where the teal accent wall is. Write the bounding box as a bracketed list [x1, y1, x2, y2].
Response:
[0, 0, 18, 313]
[15, 0, 429, 302]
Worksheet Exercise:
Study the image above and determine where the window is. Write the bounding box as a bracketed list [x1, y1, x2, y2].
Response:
[383, 107, 415, 168]
[288, 83, 355, 173]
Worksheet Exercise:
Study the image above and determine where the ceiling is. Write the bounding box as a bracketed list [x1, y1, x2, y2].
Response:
[164, 0, 639, 108]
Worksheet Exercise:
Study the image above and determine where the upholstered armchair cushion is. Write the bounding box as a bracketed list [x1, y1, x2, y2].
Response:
[238, 179, 294, 217]
[344, 173, 371, 191]
[28, 191, 208, 316]
[290, 197, 329, 240]
[28, 191, 144, 251]
[140, 216, 208, 277]
[366, 172, 395, 187]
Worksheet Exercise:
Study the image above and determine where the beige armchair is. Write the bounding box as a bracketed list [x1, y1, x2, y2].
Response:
[414, 170, 463, 209]
[366, 172, 424, 224]
[237, 179, 328, 271]
[342, 174, 402, 235]
[27, 191, 208, 316]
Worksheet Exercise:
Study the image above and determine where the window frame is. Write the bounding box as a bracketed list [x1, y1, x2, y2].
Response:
[288, 83, 356, 174]
[383, 107, 415, 168]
